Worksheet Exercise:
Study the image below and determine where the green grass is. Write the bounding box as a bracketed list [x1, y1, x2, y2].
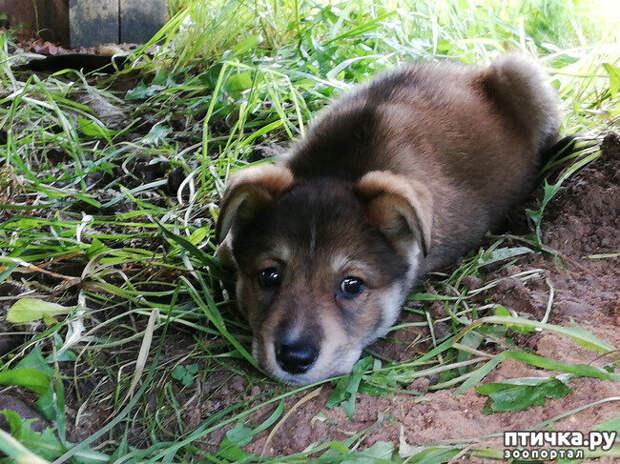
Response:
[0, 0, 619, 462]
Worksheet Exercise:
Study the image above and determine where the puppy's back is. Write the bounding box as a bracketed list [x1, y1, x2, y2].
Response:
[405, 55, 560, 269]
[286, 55, 560, 270]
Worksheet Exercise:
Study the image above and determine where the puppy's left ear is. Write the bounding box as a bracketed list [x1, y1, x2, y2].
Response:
[356, 171, 433, 256]
[215, 165, 294, 266]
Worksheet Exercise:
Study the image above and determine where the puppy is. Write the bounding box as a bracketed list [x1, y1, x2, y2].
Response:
[215, 54, 560, 385]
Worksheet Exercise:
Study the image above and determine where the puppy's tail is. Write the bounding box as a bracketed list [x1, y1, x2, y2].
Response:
[480, 54, 561, 152]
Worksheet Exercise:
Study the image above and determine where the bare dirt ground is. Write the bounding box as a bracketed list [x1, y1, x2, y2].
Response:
[225, 134, 619, 458]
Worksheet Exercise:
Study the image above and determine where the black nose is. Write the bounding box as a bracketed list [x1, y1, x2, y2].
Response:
[275, 341, 319, 374]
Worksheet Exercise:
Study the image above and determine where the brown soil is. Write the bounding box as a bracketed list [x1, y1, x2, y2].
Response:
[234, 134, 620, 458]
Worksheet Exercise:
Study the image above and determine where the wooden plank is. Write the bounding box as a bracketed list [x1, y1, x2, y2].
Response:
[0, 0, 166, 47]
[120, 0, 166, 44]
[38, 0, 70, 45]
[0, 1, 35, 39]
[68, 0, 119, 48]
[0, 1, 35, 32]
[0, 0, 69, 44]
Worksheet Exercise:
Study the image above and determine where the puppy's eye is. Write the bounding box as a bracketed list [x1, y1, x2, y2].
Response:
[339, 277, 365, 298]
[258, 268, 282, 289]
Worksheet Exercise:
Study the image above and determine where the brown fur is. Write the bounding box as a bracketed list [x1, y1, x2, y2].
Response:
[216, 54, 560, 384]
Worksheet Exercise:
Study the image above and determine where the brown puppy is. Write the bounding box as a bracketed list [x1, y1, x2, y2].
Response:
[216, 54, 560, 385]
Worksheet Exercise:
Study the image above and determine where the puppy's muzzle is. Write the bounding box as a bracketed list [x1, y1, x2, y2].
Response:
[275, 338, 319, 374]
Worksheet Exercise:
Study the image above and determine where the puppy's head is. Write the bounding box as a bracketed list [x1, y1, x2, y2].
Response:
[216, 165, 432, 385]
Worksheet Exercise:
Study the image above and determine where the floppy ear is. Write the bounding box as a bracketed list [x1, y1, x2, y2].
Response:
[215, 165, 294, 263]
[356, 171, 433, 256]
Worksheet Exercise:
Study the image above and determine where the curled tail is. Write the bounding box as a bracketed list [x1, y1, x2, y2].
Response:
[480, 54, 561, 153]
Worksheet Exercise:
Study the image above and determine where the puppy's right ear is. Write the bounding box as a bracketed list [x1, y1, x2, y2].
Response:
[215, 164, 294, 245]
[356, 170, 433, 257]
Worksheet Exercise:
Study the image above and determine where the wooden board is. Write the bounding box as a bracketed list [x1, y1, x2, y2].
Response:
[0, 0, 69, 43]
[120, 0, 166, 44]
[0, 0, 166, 47]
[68, 0, 119, 48]
[0, 1, 35, 31]
[38, 0, 71, 45]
